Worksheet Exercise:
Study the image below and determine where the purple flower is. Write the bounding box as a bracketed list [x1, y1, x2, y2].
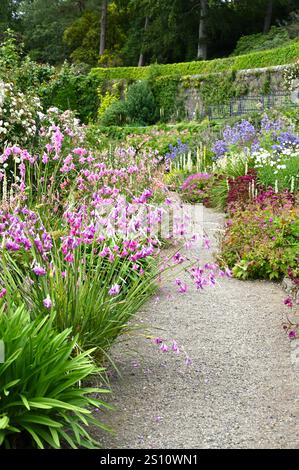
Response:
[33, 265, 46, 276]
[172, 252, 185, 264]
[284, 296, 293, 308]
[212, 140, 228, 159]
[64, 252, 74, 263]
[109, 284, 121, 296]
[203, 236, 211, 249]
[288, 330, 297, 339]
[185, 356, 192, 366]
[154, 337, 163, 344]
[165, 139, 189, 160]
[172, 340, 180, 354]
[43, 296, 52, 309]
[6, 240, 20, 251]
[225, 268, 232, 278]
[178, 283, 188, 293]
[0, 288, 7, 299]
[160, 343, 169, 353]
[175, 279, 188, 293]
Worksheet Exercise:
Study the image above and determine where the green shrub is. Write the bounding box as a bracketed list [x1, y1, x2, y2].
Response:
[41, 63, 99, 123]
[98, 90, 119, 119]
[151, 76, 181, 122]
[101, 99, 128, 126]
[101, 81, 156, 126]
[0, 304, 110, 449]
[125, 81, 156, 125]
[232, 26, 290, 56]
[164, 169, 189, 191]
[219, 191, 299, 280]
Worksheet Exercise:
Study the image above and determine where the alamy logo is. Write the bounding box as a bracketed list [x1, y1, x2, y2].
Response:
[0, 340, 4, 363]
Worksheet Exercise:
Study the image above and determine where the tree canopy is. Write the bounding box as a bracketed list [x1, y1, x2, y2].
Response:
[0, 0, 298, 65]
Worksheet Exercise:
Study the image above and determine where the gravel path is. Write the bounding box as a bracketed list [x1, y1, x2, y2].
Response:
[95, 205, 299, 449]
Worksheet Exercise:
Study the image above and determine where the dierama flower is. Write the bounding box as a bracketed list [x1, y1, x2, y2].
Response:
[0, 288, 7, 298]
[288, 330, 297, 339]
[64, 252, 74, 263]
[154, 337, 163, 344]
[284, 296, 293, 308]
[203, 236, 211, 249]
[175, 279, 188, 293]
[33, 265, 46, 276]
[109, 284, 121, 296]
[178, 283, 188, 293]
[43, 296, 52, 309]
[160, 343, 169, 353]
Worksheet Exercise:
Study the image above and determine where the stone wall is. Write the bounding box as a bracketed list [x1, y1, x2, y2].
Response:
[178, 65, 287, 120]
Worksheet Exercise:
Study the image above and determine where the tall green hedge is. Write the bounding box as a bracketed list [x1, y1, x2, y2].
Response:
[90, 40, 299, 81]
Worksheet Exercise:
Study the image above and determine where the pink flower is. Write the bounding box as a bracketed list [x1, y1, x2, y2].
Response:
[33, 265, 46, 276]
[160, 343, 169, 352]
[64, 252, 74, 263]
[43, 296, 52, 309]
[172, 252, 185, 264]
[284, 296, 293, 308]
[0, 288, 7, 299]
[153, 337, 163, 344]
[109, 284, 121, 296]
[175, 278, 188, 293]
[203, 236, 211, 249]
[6, 240, 20, 251]
[288, 330, 297, 339]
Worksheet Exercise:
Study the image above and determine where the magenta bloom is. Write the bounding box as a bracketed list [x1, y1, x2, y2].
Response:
[0, 288, 7, 299]
[43, 296, 52, 309]
[175, 279, 188, 293]
[6, 240, 20, 251]
[154, 337, 163, 344]
[33, 265, 46, 276]
[160, 343, 169, 353]
[203, 236, 211, 249]
[179, 283, 188, 293]
[64, 252, 74, 263]
[284, 296, 293, 308]
[109, 284, 121, 296]
[288, 330, 297, 339]
[172, 252, 185, 264]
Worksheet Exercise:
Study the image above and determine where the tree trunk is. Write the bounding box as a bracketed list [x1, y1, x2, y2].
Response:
[263, 0, 273, 34]
[77, 0, 86, 13]
[99, 0, 108, 56]
[197, 0, 208, 60]
[138, 16, 149, 67]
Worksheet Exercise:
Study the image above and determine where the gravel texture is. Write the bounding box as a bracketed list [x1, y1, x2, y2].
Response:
[94, 206, 299, 449]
